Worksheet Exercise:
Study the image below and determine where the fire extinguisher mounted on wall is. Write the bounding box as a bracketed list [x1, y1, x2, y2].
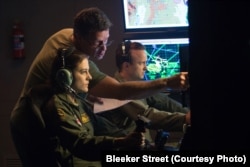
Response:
[12, 21, 25, 59]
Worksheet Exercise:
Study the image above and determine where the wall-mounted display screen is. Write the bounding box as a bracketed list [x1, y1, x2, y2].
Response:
[122, 0, 189, 31]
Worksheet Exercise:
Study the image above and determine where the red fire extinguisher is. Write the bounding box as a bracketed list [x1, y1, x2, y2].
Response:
[12, 21, 25, 59]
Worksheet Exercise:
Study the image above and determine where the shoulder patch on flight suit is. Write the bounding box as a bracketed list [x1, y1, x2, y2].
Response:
[81, 113, 90, 123]
[57, 108, 65, 118]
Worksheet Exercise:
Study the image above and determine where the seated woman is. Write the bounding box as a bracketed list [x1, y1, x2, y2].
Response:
[42, 48, 144, 167]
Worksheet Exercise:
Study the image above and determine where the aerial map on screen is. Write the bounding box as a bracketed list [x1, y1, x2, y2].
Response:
[124, 0, 188, 29]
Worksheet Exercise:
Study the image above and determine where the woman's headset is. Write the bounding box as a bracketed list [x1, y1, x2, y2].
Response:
[55, 47, 75, 88]
[55, 47, 88, 99]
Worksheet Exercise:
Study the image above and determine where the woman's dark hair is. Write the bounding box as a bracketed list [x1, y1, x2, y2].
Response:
[73, 7, 113, 38]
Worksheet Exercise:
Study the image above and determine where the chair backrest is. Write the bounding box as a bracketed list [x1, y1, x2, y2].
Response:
[19, 84, 60, 167]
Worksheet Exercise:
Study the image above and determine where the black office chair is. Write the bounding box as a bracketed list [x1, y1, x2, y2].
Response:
[10, 84, 61, 167]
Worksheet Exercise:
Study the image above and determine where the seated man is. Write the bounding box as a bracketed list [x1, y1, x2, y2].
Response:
[98, 41, 191, 143]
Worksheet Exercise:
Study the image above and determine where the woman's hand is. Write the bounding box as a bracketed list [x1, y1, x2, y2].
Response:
[114, 132, 145, 150]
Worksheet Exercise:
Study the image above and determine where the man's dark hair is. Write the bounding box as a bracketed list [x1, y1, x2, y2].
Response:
[73, 7, 113, 38]
[115, 41, 145, 72]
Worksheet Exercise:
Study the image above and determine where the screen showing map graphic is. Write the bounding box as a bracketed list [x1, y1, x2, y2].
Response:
[123, 0, 189, 29]
[129, 38, 189, 80]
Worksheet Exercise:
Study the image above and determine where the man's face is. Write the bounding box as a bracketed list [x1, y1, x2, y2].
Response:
[126, 49, 147, 81]
[76, 30, 111, 60]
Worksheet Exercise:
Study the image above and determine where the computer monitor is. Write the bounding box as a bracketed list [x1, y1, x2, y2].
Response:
[127, 38, 189, 81]
[122, 0, 189, 32]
